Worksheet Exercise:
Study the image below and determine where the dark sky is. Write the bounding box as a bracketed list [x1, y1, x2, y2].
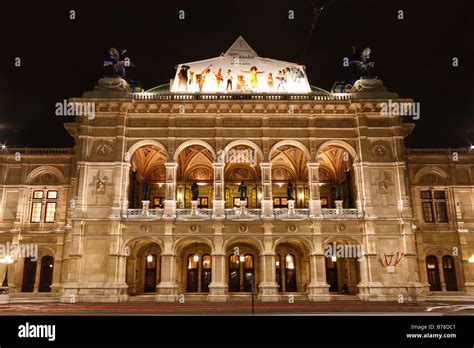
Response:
[0, 0, 472, 148]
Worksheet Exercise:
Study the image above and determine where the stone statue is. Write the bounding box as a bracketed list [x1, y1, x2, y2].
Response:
[287, 182, 295, 201]
[103, 48, 135, 80]
[335, 183, 342, 200]
[238, 180, 247, 200]
[350, 46, 375, 80]
[142, 182, 150, 201]
[191, 182, 199, 201]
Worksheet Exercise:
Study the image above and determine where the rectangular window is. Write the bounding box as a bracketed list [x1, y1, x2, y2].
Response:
[47, 190, 58, 199]
[436, 202, 448, 222]
[44, 202, 57, 223]
[422, 202, 434, 222]
[30, 202, 43, 222]
[420, 190, 431, 199]
[33, 191, 44, 199]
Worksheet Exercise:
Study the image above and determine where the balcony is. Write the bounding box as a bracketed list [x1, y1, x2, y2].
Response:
[125, 208, 359, 220]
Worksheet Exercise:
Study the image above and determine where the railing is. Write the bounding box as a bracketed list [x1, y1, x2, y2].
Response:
[125, 208, 358, 220]
[128, 92, 351, 101]
[406, 148, 471, 156]
[3, 147, 74, 155]
[126, 209, 163, 219]
[321, 208, 359, 218]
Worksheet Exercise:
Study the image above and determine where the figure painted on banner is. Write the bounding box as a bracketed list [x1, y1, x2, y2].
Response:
[276, 70, 286, 92]
[191, 182, 199, 201]
[188, 71, 195, 86]
[178, 65, 190, 91]
[225, 69, 233, 91]
[267, 73, 274, 91]
[241, 66, 264, 90]
[214, 68, 224, 89]
[238, 180, 247, 200]
[197, 64, 213, 92]
[237, 75, 246, 91]
[287, 182, 295, 201]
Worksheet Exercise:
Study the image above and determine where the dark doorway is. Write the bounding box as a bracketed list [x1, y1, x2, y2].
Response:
[228, 255, 240, 292]
[187, 255, 199, 292]
[243, 255, 254, 292]
[201, 254, 212, 293]
[144, 254, 157, 292]
[426, 255, 441, 291]
[21, 257, 37, 292]
[275, 255, 282, 292]
[38, 256, 54, 292]
[442, 256, 458, 291]
[284, 254, 297, 292]
[326, 257, 338, 292]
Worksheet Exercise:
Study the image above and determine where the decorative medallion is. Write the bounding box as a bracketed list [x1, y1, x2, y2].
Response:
[288, 224, 297, 233]
[238, 224, 249, 234]
[335, 224, 346, 233]
[96, 142, 112, 157]
[139, 224, 151, 233]
[188, 225, 199, 233]
[371, 142, 386, 157]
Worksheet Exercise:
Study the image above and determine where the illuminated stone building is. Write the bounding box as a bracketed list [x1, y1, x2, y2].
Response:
[0, 37, 473, 303]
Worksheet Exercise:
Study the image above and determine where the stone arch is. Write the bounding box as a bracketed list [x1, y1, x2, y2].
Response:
[322, 236, 363, 246]
[124, 237, 165, 255]
[273, 237, 313, 255]
[414, 166, 449, 184]
[223, 237, 264, 255]
[316, 140, 359, 162]
[127, 140, 169, 160]
[173, 140, 216, 163]
[221, 140, 264, 164]
[25, 166, 65, 185]
[174, 236, 215, 256]
[269, 140, 311, 162]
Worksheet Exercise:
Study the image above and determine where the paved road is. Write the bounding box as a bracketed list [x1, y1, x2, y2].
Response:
[0, 301, 473, 315]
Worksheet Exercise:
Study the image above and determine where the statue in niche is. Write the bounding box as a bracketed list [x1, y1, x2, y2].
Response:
[334, 183, 342, 200]
[287, 182, 295, 201]
[378, 181, 389, 194]
[238, 181, 247, 200]
[142, 182, 150, 201]
[191, 182, 199, 201]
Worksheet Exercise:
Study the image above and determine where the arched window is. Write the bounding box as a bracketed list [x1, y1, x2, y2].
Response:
[39, 256, 54, 292]
[426, 255, 441, 291]
[284, 254, 297, 292]
[187, 255, 199, 292]
[442, 255, 458, 291]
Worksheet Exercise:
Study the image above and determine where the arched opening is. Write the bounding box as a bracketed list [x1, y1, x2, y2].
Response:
[224, 144, 262, 209]
[317, 145, 357, 209]
[176, 144, 215, 209]
[125, 240, 162, 294]
[38, 256, 54, 292]
[324, 240, 361, 294]
[426, 255, 441, 291]
[226, 243, 259, 293]
[270, 145, 309, 209]
[21, 257, 37, 292]
[129, 145, 167, 209]
[179, 242, 212, 293]
[442, 255, 458, 291]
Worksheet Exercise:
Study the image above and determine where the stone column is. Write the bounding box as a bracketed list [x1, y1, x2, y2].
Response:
[208, 225, 228, 301]
[260, 162, 273, 218]
[352, 162, 368, 218]
[258, 225, 280, 301]
[213, 163, 225, 219]
[163, 163, 177, 219]
[307, 163, 321, 218]
[307, 224, 330, 301]
[156, 234, 178, 302]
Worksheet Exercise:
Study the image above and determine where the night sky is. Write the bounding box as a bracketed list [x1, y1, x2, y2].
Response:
[0, 0, 472, 148]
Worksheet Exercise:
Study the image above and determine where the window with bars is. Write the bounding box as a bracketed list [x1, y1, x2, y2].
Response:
[30, 190, 58, 223]
[420, 190, 448, 223]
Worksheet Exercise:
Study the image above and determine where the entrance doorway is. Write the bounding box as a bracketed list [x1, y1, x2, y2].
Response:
[426, 255, 441, 291]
